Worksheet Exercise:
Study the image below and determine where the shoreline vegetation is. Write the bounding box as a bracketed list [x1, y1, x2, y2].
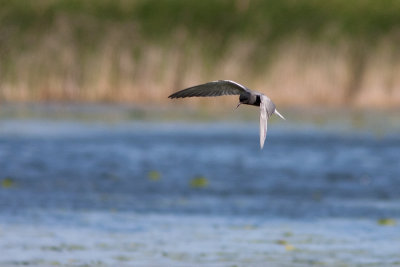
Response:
[1, 0, 400, 108]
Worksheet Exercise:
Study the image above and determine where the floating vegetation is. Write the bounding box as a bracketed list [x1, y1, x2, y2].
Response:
[41, 244, 86, 252]
[190, 176, 209, 188]
[113, 255, 131, 262]
[283, 232, 293, 237]
[1, 177, 16, 188]
[377, 218, 397, 226]
[242, 224, 257, 230]
[276, 239, 288, 245]
[162, 251, 187, 260]
[276, 240, 296, 251]
[284, 244, 296, 251]
[148, 170, 161, 181]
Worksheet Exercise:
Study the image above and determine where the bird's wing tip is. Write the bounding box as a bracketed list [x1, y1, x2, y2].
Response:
[168, 94, 178, 99]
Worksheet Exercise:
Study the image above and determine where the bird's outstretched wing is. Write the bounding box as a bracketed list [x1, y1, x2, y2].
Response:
[259, 95, 276, 149]
[168, 80, 250, 99]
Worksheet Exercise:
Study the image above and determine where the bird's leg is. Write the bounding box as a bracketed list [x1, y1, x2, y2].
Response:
[234, 102, 242, 110]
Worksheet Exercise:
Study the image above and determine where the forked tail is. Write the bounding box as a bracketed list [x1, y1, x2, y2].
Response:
[274, 109, 286, 120]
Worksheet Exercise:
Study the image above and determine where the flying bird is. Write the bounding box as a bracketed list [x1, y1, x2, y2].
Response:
[168, 80, 285, 149]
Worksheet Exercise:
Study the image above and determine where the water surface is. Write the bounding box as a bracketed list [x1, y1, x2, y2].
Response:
[0, 120, 399, 266]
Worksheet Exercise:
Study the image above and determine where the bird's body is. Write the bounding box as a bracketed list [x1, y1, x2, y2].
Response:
[168, 80, 285, 148]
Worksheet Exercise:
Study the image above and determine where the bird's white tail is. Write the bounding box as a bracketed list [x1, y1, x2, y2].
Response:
[274, 109, 286, 120]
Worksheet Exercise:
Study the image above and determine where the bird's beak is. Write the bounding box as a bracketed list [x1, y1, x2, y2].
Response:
[235, 102, 241, 110]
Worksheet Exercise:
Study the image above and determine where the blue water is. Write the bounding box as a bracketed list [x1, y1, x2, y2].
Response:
[0, 120, 399, 266]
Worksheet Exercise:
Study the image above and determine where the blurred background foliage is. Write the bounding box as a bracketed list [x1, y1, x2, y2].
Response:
[1, 0, 400, 108]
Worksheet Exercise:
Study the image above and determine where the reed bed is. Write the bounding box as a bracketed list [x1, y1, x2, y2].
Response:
[1, 0, 400, 108]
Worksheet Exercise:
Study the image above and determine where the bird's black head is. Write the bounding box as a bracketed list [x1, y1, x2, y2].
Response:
[239, 93, 250, 104]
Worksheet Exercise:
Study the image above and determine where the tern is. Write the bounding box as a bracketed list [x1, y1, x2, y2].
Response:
[168, 80, 285, 149]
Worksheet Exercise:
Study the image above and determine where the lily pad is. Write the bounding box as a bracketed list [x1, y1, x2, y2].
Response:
[276, 240, 296, 251]
[276, 240, 288, 245]
[377, 218, 396, 226]
[113, 255, 131, 262]
[148, 170, 161, 181]
[190, 176, 209, 188]
[1, 177, 16, 188]
[285, 244, 295, 251]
